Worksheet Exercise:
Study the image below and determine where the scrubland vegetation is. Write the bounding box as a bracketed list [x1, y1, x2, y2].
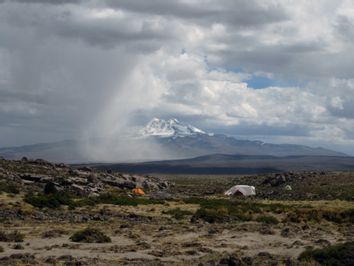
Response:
[70, 228, 111, 243]
[0, 158, 353, 265]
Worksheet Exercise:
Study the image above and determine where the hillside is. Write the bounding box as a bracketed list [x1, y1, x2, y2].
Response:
[92, 154, 354, 174]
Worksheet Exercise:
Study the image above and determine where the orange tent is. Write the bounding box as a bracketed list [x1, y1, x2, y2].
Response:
[132, 187, 145, 196]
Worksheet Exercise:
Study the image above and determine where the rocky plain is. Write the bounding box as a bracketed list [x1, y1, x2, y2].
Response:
[0, 157, 353, 265]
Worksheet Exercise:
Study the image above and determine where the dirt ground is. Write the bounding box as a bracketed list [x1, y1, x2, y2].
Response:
[1, 191, 353, 265]
[1, 163, 354, 265]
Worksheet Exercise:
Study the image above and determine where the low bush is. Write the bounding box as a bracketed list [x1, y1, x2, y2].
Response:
[163, 208, 194, 219]
[95, 193, 163, 206]
[299, 241, 354, 266]
[42, 229, 67, 238]
[322, 209, 354, 224]
[24, 192, 74, 209]
[24, 192, 163, 209]
[12, 243, 24, 250]
[256, 215, 279, 225]
[0, 182, 20, 194]
[0, 246, 3, 252]
[70, 228, 111, 243]
[192, 206, 230, 223]
[184, 198, 288, 214]
[285, 208, 354, 224]
[72, 197, 96, 208]
[187, 198, 282, 223]
[0, 230, 24, 242]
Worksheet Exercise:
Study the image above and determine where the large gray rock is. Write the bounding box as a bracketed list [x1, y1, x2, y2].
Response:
[142, 180, 159, 190]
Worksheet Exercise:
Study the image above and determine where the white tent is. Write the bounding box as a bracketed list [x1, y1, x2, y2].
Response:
[224, 185, 256, 196]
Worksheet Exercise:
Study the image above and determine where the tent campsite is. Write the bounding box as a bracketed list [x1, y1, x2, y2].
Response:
[224, 185, 256, 196]
[132, 187, 145, 196]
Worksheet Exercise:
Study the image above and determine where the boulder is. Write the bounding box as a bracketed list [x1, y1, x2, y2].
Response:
[68, 169, 79, 177]
[159, 181, 170, 189]
[87, 175, 98, 183]
[70, 184, 88, 196]
[142, 180, 159, 190]
[121, 181, 136, 189]
[20, 174, 42, 182]
[43, 182, 59, 194]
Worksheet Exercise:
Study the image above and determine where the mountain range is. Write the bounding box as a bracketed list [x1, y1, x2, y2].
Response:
[0, 118, 348, 164]
[140, 118, 346, 158]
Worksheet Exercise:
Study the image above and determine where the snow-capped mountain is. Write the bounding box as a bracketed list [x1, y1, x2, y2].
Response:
[139, 118, 346, 158]
[0, 119, 346, 163]
[141, 118, 210, 138]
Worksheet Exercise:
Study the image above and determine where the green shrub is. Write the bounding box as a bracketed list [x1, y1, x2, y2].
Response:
[0, 246, 4, 252]
[12, 243, 24, 250]
[256, 215, 279, 225]
[285, 208, 354, 224]
[42, 229, 67, 238]
[70, 228, 111, 243]
[24, 192, 164, 209]
[184, 198, 288, 214]
[163, 208, 194, 220]
[95, 193, 163, 206]
[24, 192, 74, 209]
[0, 182, 20, 194]
[322, 209, 354, 224]
[10, 231, 24, 242]
[73, 197, 96, 207]
[299, 241, 354, 266]
[187, 198, 263, 223]
[0, 230, 24, 242]
[193, 206, 230, 223]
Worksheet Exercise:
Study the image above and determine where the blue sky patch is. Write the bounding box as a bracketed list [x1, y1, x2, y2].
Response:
[246, 74, 306, 89]
[246, 75, 274, 89]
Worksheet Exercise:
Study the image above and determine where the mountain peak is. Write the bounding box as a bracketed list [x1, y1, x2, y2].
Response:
[141, 118, 211, 138]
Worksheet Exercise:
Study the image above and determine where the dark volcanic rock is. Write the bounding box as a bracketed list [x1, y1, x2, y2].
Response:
[19, 174, 42, 182]
[43, 182, 59, 194]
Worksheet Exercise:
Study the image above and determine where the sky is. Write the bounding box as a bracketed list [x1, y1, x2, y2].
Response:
[1, 0, 354, 156]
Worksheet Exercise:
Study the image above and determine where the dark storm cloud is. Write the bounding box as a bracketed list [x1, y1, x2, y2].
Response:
[0, 12, 138, 145]
[0, 0, 165, 146]
[212, 36, 354, 80]
[57, 22, 170, 50]
[329, 104, 354, 119]
[0, 0, 353, 156]
[334, 15, 354, 43]
[0, 4, 171, 51]
[43, 18, 170, 50]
